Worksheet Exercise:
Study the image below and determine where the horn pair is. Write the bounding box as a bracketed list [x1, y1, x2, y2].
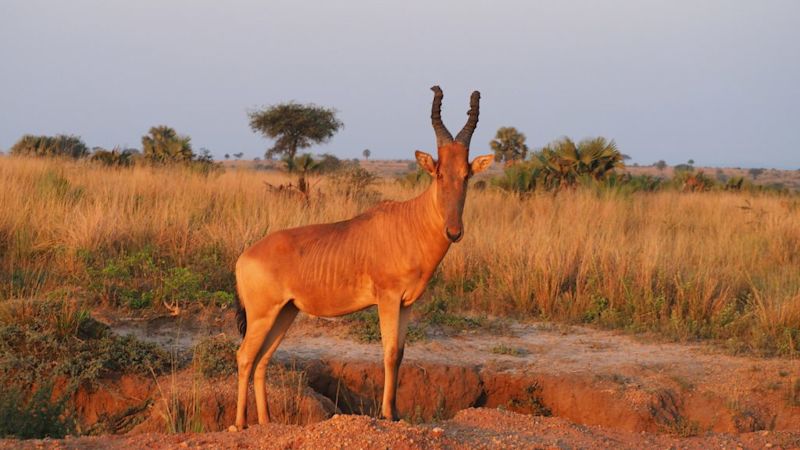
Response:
[430, 85, 480, 149]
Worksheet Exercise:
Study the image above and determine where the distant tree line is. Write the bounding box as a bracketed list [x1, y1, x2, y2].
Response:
[9, 99, 358, 175]
[8, 126, 220, 173]
[486, 126, 787, 194]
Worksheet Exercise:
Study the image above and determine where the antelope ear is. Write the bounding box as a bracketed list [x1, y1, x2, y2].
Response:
[470, 154, 494, 174]
[415, 150, 437, 175]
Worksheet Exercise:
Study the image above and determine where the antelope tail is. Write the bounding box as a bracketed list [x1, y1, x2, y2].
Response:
[234, 286, 247, 338]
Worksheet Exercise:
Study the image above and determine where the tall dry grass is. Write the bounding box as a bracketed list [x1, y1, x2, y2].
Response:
[1, 156, 799, 354]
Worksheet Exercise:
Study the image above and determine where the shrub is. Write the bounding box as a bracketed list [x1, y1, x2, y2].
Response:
[193, 335, 237, 378]
[493, 136, 625, 192]
[0, 382, 73, 439]
[0, 299, 169, 386]
[0, 299, 168, 438]
[86, 248, 235, 311]
[91, 147, 137, 167]
[329, 165, 380, 203]
[396, 168, 432, 188]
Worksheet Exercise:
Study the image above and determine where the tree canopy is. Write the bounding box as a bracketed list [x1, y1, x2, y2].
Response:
[142, 126, 193, 164]
[490, 127, 528, 163]
[529, 137, 625, 190]
[248, 102, 343, 163]
[10, 134, 89, 159]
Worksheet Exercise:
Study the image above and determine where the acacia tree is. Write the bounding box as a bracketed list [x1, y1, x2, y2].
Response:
[142, 126, 193, 164]
[362, 148, 371, 160]
[490, 127, 528, 164]
[248, 102, 343, 168]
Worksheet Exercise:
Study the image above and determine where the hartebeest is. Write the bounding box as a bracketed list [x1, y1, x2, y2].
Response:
[230, 86, 493, 430]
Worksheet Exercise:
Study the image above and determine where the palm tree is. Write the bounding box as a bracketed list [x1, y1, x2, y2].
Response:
[285, 153, 321, 195]
[490, 127, 528, 163]
[528, 137, 625, 190]
[142, 126, 193, 164]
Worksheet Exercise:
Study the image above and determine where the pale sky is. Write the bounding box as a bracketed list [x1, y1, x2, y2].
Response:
[1, 0, 798, 168]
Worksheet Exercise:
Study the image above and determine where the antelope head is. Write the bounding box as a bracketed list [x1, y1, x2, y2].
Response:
[416, 86, 494, 243]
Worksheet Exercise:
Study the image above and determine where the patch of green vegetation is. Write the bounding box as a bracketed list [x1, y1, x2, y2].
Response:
[346, 308, 426, 343]
[347, 308, 382, 343]
[417, 295, 485, 332]
[0, 299, 169, 439]
[193, 335, 237, 378]
[582, 296, 609, 323]
[36, 170, 85, 203]
[86, 247, 234, 311]
[0, 382, 73, 439]
[490, 344, 526, 356]
[667, 417, 701, 438]
[0, 299, 168, 385]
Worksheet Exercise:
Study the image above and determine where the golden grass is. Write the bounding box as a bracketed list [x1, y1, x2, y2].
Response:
[2, 156, 799, 354]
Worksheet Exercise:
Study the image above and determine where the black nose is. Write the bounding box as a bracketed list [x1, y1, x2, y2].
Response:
[446, 229, 463, 242]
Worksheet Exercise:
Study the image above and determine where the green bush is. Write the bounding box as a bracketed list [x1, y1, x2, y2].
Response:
[329, 165, 380, 203]
[492, 136, 626, 193]
[417, 295, 484, 332]
[91, 148, 137, 167]
[347, 308, 382, 343]
[193, 335, 237, 378]
[0, 299, 168, 438]
[0, 299, 169, 387]
[0, 382, 73, 439]
[86, 247, 234, 311]
[346, 308, 426, 343]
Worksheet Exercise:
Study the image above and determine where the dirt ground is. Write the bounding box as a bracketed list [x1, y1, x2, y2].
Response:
[4, 312, 800, 449]
[6, 408, 800, 450]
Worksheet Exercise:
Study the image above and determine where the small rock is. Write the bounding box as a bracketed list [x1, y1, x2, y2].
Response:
[431, 427, 445, 438]
[765, 444, 773, 449]
[227, 425, 238, 433]
[762, 431, 770, 436]
[179, 442, 188, 448]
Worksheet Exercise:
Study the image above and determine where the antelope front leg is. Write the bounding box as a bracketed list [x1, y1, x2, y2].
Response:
[377, 299, 411, 420]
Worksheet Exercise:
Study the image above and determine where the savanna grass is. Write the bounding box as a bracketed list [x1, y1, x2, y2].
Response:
[1, 156, 799, 355]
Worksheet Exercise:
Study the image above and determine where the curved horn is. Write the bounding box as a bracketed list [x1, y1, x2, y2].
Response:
[455, 90, 480, 148]
[430, 86, 453, 147]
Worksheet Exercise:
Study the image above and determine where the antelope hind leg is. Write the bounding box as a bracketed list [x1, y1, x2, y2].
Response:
[231, 308, 283, 431]
[378, 299, 412, 420]
[252, 302, 299, 424]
